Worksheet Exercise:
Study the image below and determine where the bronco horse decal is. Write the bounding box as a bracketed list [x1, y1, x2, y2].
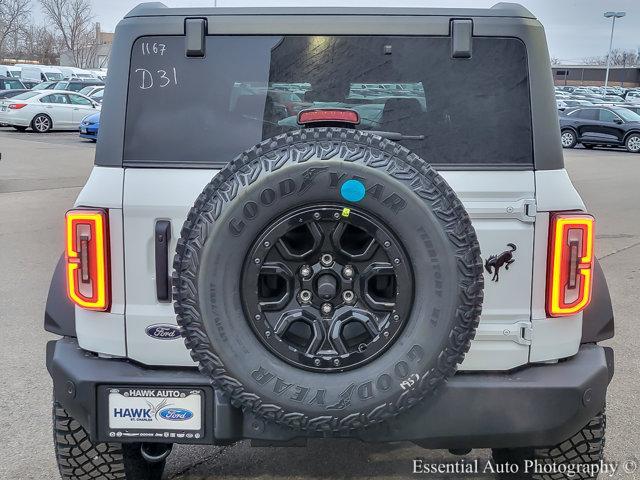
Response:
[485, 243, 517, 282]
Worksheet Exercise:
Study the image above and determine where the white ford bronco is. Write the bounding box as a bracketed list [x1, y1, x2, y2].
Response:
[46, 3, 614, 479]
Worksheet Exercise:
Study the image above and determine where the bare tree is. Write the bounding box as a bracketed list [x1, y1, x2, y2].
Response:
[0, 0, 31, 58]
[582, 48, 638, 67]
[19, 24, 60, 64]
[39, 0, 97, 68]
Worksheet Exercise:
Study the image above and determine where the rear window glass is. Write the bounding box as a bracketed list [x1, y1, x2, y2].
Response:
[11, 91, 39, 100]
[125, 36, 533, 168]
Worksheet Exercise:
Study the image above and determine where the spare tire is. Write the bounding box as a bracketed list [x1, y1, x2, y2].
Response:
[173, 128, 484, 432]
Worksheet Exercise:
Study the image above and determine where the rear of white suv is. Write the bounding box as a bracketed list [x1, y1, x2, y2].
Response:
[46, 4, 614, 480]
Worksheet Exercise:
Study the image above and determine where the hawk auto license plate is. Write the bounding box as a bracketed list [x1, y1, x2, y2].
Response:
[106, 387, 204, 441]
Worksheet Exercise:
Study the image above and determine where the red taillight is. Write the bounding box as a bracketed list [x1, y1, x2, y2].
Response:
[65, 209, 110, 311]
[546, 213, 595, 317]
[297, 108, 360, 126]
[8, 103, 27, 110]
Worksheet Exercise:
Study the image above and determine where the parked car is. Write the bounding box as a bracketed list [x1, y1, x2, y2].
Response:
[45, 4, 613, 480]
[0, 76, 25, 92]
[559, 105, 640, 152]
[560, 99, 593, 108]
[21, 79, 40, 89]
[556, 99, 567, 110]
[0, 65, 22, 78]
[78, 85, 105, 98]
[90, 88, 104, 104]
[0, 89, 29, 126]
[19, 65, 64, 82]
[0, 89, 29, 99]
[0, 90, 100, 133]
[32, 81, 59, 91]
[624, 90, 640, 103]
[60, 66, 98, 80]
[79, 112, 100, 141]
[52, 79, 104, 93]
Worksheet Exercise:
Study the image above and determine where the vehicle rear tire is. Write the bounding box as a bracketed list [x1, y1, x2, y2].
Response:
[174, 127, 484, 433]
[31, 114, 52, 133]
[13, 126, 27, 132]
[561, 129, 577, 149]
[491, 411, 606, 480]
[625, 133, 640, 153]
[53, 398, 166, 480]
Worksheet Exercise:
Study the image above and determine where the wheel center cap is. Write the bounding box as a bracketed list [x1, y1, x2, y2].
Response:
[316, 273, 338, 300]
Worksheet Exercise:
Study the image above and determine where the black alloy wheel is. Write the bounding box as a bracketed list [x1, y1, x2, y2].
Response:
[242, 204, 413, 372]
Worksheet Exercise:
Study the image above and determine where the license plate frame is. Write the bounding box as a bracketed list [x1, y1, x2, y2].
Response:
[102, 386, 206, 442]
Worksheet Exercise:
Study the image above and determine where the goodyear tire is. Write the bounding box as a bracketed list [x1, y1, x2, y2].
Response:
[492, 411, 606, 480]
[53, 398, 166, 480]
[173, 128, 484, 432]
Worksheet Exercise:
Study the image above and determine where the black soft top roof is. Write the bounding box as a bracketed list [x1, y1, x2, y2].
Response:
[126, 2, 535, 20]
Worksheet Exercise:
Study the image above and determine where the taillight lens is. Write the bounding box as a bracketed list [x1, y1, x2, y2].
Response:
[65, 209, 110, 311]
[546, 213, 595, 317]
[8, 103, 27, 110]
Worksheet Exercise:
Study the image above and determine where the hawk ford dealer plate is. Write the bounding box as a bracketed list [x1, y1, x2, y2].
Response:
[106, 387, 204, 440]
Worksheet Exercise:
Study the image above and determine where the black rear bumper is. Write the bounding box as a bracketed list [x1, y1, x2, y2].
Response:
[47, 338, 613, 449]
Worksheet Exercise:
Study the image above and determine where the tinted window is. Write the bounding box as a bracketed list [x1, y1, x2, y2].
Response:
[125, 36, 533, 168]
[598, 109, 621, 123]
[571, 109, 598, 120]
[41, 94, 69, 104]
[0, 79, 24, 90]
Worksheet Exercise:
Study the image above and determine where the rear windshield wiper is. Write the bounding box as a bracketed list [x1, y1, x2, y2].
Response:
[365, 130, 425, 141]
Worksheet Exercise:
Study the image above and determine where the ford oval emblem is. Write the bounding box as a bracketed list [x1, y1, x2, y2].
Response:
[145, 324, 181, 340]
[158, 408, 193, 421]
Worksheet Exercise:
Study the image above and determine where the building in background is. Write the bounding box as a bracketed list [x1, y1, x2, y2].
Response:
[553, 65, 640, 87]
[59, 23, 113, 69]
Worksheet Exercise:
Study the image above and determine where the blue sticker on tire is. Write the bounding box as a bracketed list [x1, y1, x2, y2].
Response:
[340, 179, 366, 202]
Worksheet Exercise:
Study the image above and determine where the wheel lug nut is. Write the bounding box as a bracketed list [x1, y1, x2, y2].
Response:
[333, 212, 340, 219]
[314, 358, 321, 366]
[393, 314, 400, 321]
[300, 265, 311, 278]
[321, 303, 333, 315]
[342, 266, 354, 278]
[313, 212, 321, 220]
[384, 241, 391, 248]
[342, 290, 355, 304]
[299, 290, 312, 303]
[320, 253, 333, 267]
[333, 359, 340, 367]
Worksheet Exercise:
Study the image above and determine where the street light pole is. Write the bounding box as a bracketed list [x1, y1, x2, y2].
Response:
[604, 11, 626, 88]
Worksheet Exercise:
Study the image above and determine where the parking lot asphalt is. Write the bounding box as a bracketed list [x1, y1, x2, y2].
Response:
[0, 128, 638, 479]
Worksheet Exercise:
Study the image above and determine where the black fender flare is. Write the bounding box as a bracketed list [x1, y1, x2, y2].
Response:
[581, 258, 614, 344]
[44, 254, 76, 337]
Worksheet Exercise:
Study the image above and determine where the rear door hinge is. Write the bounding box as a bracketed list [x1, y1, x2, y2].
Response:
[524, 199, 537, 219]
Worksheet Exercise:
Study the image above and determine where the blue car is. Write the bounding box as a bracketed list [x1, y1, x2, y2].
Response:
[79, 112, 100, 142]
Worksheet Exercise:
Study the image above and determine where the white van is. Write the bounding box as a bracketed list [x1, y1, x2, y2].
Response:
[19, 65, 64, 82]
[59, 66, 97, 80]
[0, 65, 22, 78]
[89, 69, 108, 81]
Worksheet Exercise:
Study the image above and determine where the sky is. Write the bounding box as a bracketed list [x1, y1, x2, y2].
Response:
[45, 0, 640, 64]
